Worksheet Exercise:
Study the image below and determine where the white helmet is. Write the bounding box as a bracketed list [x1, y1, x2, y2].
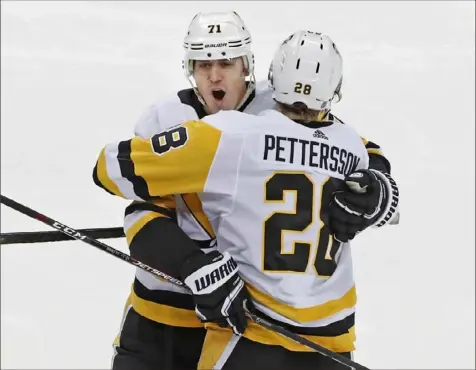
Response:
[183, 11, 255, 77]
[183, 11, 256, 107]
[268, 30, 343, 112]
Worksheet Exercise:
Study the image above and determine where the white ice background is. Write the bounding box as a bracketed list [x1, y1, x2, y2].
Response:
[1, 1, 475, 369]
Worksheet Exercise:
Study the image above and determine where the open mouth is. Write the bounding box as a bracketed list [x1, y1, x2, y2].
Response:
[212, 90, 226, 101]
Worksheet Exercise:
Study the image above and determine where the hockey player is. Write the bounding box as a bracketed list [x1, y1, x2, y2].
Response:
[101, 11, 273, 370]
[102, 10, 396, 370]
[94, 30, 399, 370]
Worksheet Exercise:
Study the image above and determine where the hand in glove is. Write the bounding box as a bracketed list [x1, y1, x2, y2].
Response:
[180, 250, 251, 335]
[329, 169, 399, 242]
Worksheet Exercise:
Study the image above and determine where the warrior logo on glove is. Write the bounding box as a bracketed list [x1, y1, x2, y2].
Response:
[181, 251, 252, 335]
[194, 257, 238, 292]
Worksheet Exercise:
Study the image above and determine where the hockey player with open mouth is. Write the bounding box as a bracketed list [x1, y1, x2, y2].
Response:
[105, 11, 274, 370]
[99, 11, 399, 370]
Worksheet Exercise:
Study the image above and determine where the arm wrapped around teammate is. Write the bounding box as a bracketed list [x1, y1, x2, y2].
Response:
[329, 169, 399, 242]
[180, 250, 251, 335]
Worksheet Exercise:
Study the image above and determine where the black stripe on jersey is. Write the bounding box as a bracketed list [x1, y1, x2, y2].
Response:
[177, 84, 256, 119]
[256, 309, 355, 337]
[365, 140, 381, 150]
[238, 85, 256, 112]
[363, 139, 393, 173]
[92, 162, 115, 195]
[117, 140, 151, 200]
[194, 238, 217, 250]
[125, 201, 177, 220]
[177, 89, 207, 118]
[364, 140, 392, 173]
[369, 153, 392, 173]
[129, 217, 205, 278]
[294, 119, 335, 129]
[134, 278, 195, 310]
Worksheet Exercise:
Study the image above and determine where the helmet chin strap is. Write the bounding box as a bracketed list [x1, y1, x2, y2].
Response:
[186, 76, 208, 109]
[235, 73, 256, 111]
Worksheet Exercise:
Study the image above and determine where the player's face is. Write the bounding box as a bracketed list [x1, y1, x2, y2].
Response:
[193, 58, 247, 114]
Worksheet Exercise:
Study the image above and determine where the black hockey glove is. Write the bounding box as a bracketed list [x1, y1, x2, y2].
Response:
[180, 250, 250, 335]
[329, 169, 399, 243]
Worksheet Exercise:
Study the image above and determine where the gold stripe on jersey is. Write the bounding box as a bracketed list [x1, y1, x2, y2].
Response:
[125, 211, 167, 245]
[124, 194, 214, 329]
[96, 147, 125, 198]
[118, 121, 222, 198]
[361, 137, 384, 157]
[153, 195, 177, 209]
[243, 320, 355, 353]
[367, 148, 384, 156]
[125, 196, 177, 244]
[198, 327, 236, 370]
[246, 283, 356, 323]
[95, 120, 222, 199]
[113, 294, 133, 347]
[130, 286, 202, 328]
[203, 321, 355, 354]
[181, 193, 216, 238]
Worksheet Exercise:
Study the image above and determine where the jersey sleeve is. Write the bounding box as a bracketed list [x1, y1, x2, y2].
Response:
[360, 137, 399, 225]
[93, 120, 231, 201]
[134, 98, 200, 139]
[134, 104, 161, 139]
[360, 137, 392, 173]
[123, 197, 215, 278]
[124, 197, 177, 242]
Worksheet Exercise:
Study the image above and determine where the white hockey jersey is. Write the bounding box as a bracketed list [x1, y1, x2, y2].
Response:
[134, 80, 275, 138]
[132, 80, 274, 240]
[114, 81, 275, 329]
[95, 107, 370, 352]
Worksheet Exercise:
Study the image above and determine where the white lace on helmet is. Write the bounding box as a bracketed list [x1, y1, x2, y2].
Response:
[183, 11, 256, 108]
[268, 30, 343, 112]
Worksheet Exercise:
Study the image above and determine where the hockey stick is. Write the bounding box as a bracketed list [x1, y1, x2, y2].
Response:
[0, 194, 369, 370]
[1, 195, 183, 286]
[1, 227, 124, 245]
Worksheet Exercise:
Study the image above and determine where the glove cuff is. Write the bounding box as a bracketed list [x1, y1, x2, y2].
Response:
[369, 170, 400, 228]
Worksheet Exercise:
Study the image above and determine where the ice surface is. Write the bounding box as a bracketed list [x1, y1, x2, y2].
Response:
[1, 1, 474, 368]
